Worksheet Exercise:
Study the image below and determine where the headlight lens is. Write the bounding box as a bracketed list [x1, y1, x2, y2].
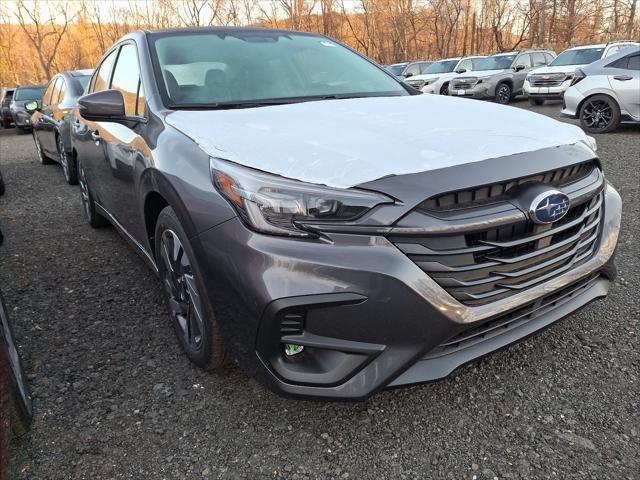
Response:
[210, 158, 393, 237]
[582, 135, 597, 152]
[424, 77, 439, 85]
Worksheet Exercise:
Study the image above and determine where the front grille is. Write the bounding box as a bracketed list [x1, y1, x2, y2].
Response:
[407, 80, 426, 89]
[279, 312, 304, 335]
[423, 274, 601, 359]
[451, 78, 477, 90]
[420, 161, 595, 212]
[389, 190, 603, 306]
[529, 73, 567, 87]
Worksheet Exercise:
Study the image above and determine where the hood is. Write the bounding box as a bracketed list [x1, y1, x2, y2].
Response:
[166, 94, 589, 189]
[529, 65, 586, 75]
[407, 71, 456, 82]
[454, 69, 505, 80]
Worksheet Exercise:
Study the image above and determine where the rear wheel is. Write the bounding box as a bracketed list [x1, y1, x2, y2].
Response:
[155, 207, 226, 369]
[78, 158, 108, 228]
[495, 83, 512, 105]
[57, 134, 77, 185]
[529, 97, 545, 106]
[579, 94, 620, 133]
[34, 131, 53, 165]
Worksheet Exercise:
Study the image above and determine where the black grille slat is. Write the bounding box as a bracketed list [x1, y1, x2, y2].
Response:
[419, 161, 596, 213]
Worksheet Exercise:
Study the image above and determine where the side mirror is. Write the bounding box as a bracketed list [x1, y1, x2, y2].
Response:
[24, 100, 40, 113]
[404, 72, 414, 78]
[78, 89, 127, 122]
[455, 68, 467, 74]
[514, 64, 526, 72]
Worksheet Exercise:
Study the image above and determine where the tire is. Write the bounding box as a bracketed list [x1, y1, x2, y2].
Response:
[155, 207, 227, 369]
[57, 134, 77, 185]
[33, 131, 54, 165]
[439, 83, 449, 96]
[0, 289, 33, 438]
[529, 97, 545, 106]
[15, 126, 24, 135]
[579, 94, 621, 134]
[77, 158, 108, 228]
[2, 118, 11, 129]
[495, 83, 512, 105]
[0, 170, 5, 196]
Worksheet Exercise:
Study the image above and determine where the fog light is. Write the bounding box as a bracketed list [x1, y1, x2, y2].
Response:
[284, 344, 304, 356]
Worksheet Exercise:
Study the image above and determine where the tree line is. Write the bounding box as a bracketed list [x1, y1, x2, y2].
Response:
[0, 0, 638, 86]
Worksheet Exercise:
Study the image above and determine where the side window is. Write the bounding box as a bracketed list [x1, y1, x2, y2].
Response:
[42, 78, 56, 107]
[627, 55, 639, 71]
[604, 46, 619, 58]
[515, 54, 532, 68]
[471, 57, 484, 69]
[50, 77, 63, 106]
[458, 59, 473, 72]
[545, 53, 556, 63]
[404, 63, 421, 76]
[532, 53, 547, 66]
[56, 79, 67, 104]
[93, 49, 118, 92]
[110, 43, 143, 117]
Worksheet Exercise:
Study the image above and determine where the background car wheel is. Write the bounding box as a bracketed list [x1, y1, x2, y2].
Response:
[440, 83, 449, 95]
[579, 94, 620, 133]
[0, 170, 5, 196]
[495, 83, 512, 105]
[1, 289, 34, 438]
[57, 135, 77, 185]
[33, 132, 53, 165]
[15, 126, 25, 135]
[154, 207, 227, 370]
[529, 97, 545, 106]
[77, 159, 108, 228]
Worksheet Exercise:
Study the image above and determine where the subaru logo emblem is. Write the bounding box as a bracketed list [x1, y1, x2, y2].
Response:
[529, 190, 570, 224]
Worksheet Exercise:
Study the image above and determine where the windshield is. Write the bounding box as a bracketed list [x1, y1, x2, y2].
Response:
[14, 87, 45, 101]
[550, 48, 604, 66]
[423, 59, 459, 74]
[150, 31, 407, 107]
[77, 76, 91, 92]
[474, 55, 516, 71]
[387, 64, 407, 75]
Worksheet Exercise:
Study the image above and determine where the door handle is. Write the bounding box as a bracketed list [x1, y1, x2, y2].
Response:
[613, 75, 633, 81]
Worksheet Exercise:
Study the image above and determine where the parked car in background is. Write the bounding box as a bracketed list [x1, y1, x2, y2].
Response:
[10, 85, 45, 133]
[1, 87, 15, 128]
[71, 27, 619, 400]
[385, 62, 409, 76]
[404, 55, 486, 95]
[525, 40, 639, 105]
[399, 60, 432, 78]
[31, 69, 92, 184]
[449, 49, 556, 104]
[562, 46, 639, 133]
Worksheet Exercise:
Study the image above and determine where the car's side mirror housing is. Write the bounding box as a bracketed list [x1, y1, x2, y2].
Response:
[514, 64, 526, 72]
[404, 72, 414, 78]
[78, 89, 130, 123]
[455, 68, 467, 74]
[24, 101, 40, 113]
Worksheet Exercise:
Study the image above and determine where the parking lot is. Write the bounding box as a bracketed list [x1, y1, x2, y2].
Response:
[0, 101, 638, 479]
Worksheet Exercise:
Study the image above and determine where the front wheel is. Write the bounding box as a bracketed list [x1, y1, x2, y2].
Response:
[579, 94, 621, 133]
[57, 135, 77, 185]
[33, 131, 53, 165]
[495, 83, 512, 105]
[439, 83, 449, 96]
[529, 97, 545, 106]
[155, 207, 227, 369]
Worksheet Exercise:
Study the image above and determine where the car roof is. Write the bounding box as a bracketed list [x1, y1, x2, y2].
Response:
[143, 26, 323, 37]
[70, 69, 93, 77]
[15, 84, 45, 89]
[583, 45, 640, 73]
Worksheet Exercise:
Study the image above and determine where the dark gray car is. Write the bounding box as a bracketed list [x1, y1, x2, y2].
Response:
[71, 27, 620, 400]
[31, 69, 92, 184]
[9, 85, 45, 132]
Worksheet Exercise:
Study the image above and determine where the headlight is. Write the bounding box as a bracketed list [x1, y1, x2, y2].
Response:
[582, 135, 597, 152]
[210, 158, 394, 237]
[424, 77, 439, 85]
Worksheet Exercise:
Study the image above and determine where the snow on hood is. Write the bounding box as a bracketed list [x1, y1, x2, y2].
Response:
[166, 94, 589, 189]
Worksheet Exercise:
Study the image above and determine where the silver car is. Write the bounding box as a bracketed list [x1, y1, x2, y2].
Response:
[449, 49, 556, 104]
[562, 46, 640, 133]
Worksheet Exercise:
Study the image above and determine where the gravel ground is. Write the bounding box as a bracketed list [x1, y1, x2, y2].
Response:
[0, 101, 638, 480]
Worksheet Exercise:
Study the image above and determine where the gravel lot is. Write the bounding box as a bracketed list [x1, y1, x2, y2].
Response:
[0, 101, 638, 480]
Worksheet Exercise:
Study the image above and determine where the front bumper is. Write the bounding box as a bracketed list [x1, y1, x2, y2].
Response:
[194, 184, 621, 400]
[449, 82, 495, 99]
[524, 79, 572, 100]
[560, 85, 584, 118]
[11, 110, 32, 128]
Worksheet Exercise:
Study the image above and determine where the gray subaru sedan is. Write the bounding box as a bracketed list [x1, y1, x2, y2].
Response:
[71, 28, 621, 400]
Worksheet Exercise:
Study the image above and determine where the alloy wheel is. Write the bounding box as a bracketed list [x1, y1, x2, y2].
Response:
[496, 84, 511, 104]
[58, 136, 70, 180]
[78, 162, 91, 221]
[582, 99, 613, 131]
[159, 229, 204, 351]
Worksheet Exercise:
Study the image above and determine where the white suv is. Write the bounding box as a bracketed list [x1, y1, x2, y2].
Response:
[404, 56, 486, 95]
[525, 40, 639, 105]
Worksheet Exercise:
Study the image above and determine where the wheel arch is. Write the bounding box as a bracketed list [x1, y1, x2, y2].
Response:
[576, 91, 621, 119]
